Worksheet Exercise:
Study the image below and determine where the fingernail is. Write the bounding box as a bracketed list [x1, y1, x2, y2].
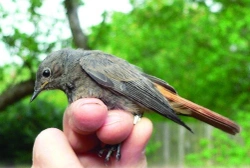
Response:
[104, 113, 122, 126]
[75, 99, 107, 111]
[78, 102, 102, 109]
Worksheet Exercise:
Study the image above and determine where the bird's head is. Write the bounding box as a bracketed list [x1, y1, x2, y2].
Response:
[30, 49, 71, 102]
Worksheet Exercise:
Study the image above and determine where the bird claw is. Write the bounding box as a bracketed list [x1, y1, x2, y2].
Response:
[98, 144, 122, 163]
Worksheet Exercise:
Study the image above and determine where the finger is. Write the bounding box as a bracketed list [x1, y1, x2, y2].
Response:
[118, 118, 153, 167]
[64, 98, 108, 134]
[96, 110, 134, 144]
[63, 98, 108, 152]
[78, 115, 151, 167]
[32, 128, 82, 168]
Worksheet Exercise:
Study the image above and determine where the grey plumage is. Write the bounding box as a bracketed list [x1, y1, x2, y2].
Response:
[31, 48, 191, 132]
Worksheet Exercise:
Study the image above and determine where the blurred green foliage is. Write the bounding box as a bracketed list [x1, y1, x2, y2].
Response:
[90, 0, 249, 117]
[89, 0, 250, 166]
[0, 0, 249, 166]
[186, 109, 250, 167]
[0, 98, 64, 164]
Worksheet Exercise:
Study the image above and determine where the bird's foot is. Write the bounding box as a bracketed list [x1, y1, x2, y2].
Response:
[98, 144, 121, 163]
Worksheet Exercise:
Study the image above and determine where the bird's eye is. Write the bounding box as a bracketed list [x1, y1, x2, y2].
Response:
[42, 68, 51, 78]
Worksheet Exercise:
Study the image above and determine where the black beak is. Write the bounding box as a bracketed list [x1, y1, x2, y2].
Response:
[30, 90, 41, 102]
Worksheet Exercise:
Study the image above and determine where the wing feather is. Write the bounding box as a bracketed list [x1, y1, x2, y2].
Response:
[79, 50, 192, 132]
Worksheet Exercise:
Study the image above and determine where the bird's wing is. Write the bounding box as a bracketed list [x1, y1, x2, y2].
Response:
[79, 51, 192, 132]
[143, 74, 177, 94]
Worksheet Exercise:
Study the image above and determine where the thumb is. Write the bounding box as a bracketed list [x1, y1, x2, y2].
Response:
[32, 128, 82, 168]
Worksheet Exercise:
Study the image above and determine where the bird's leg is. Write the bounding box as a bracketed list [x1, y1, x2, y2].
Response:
[133, 113, 143, 124]
[98, 114, 143, 162]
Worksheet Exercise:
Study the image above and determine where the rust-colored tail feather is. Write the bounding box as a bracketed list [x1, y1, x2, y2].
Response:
[155, 84, 240, 135]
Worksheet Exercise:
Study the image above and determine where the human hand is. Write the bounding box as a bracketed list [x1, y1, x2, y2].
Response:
[32, 98, 153, 168]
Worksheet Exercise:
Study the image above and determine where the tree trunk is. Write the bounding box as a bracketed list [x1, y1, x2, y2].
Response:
[0, 0, 88, 111]
[64, 0, 89, 49]
[0, 79, 35, 112]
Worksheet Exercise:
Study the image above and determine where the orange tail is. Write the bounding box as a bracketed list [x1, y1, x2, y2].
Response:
[155, 83, 240, 135]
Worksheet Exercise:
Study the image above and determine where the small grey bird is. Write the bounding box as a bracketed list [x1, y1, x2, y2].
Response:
[31, 48, 240, 162]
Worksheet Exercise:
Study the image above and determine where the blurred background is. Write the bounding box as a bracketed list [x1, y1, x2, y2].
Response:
[0, 0, 249, 167]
